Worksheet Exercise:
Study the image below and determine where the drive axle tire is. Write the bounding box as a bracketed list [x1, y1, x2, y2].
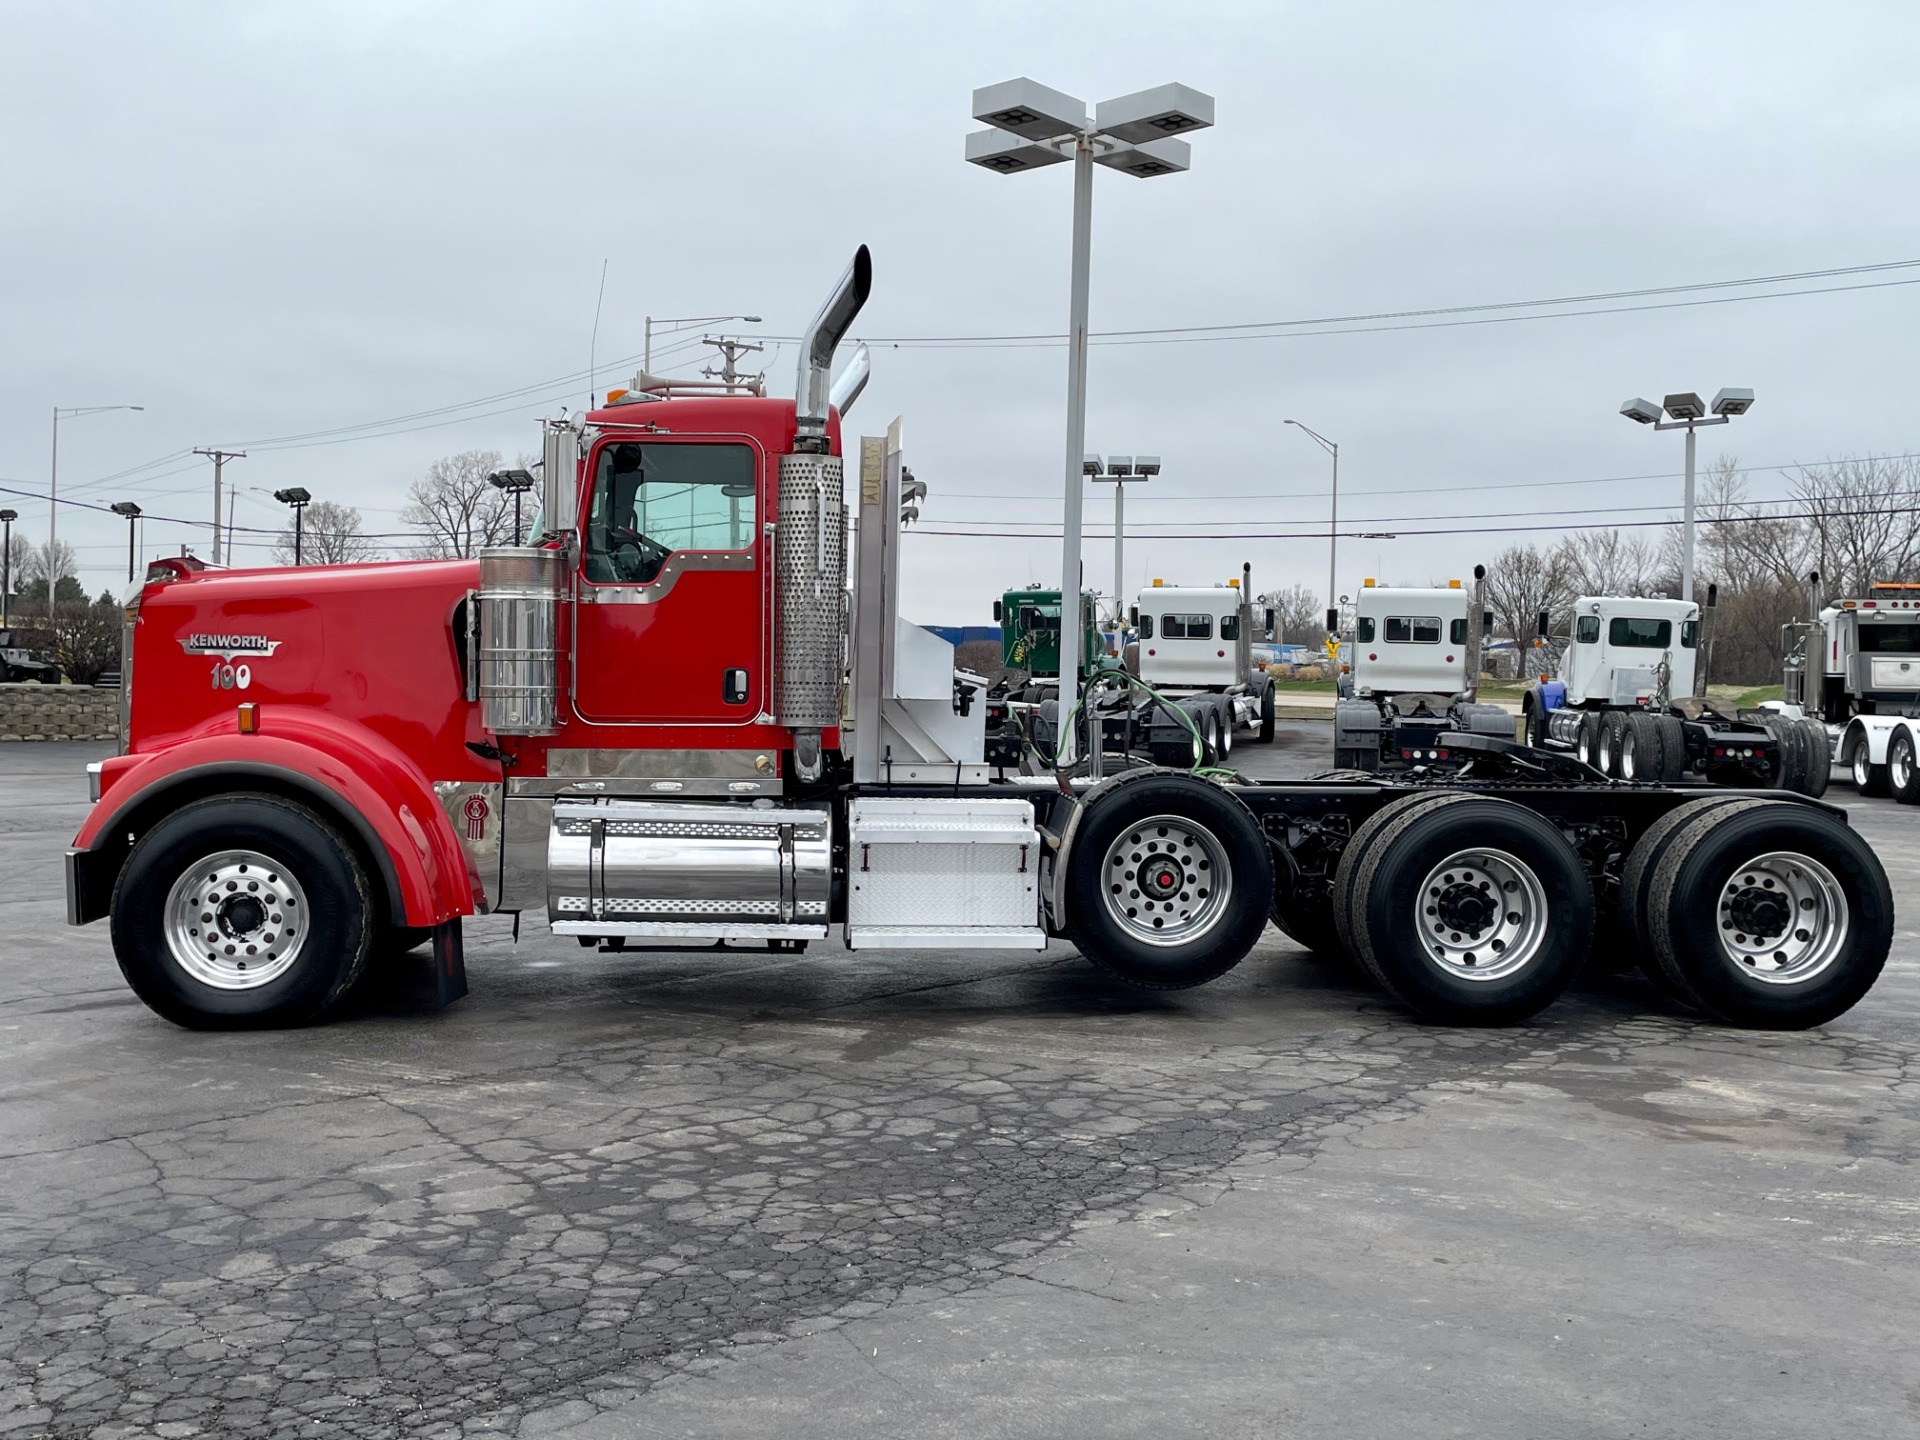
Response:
[1615, 795, 1756, 1003]
[1575, 712, 1605, 770]
[1599, 711, 1630, 777]
[1619, 712, 1667, 783]
[1656, 714, 1689, 780]
[1068, 773, 1273, 989]
[110, 794, 375, 1029]
[1887, 728, 1920, 805]
[1257, 681, 1276, 744]
[1645, 800, 1892, 1029]
[1850, 742, 1889, 797]
[1331, 793, 1476, 965]
[1345, 797, 1595, 1026]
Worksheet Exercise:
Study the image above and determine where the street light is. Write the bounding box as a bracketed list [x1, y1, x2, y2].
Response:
[1619, 386, 1753, 600]
[966, 76, 1214, 763]
[110, 502, 142, 583]
[0, 509, 15, 629]
[273, 487, 313, 565]
[487, 469, 537, 546]
[49, 404, 143, 555]
[1283, 420, 1339, 636]
[1091, 454, 1159, 622]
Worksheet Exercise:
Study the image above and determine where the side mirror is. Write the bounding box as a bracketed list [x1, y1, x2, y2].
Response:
[1536, 610, 1550, 638]
[1128, 605, 1138, 627]
[1264, 607, 1276, 638]
[992, 599, 1002, 622]
[1324, 608, 1339, 635]
[1705, 583, 1718, 610]
[1482, 611, 1493, 639]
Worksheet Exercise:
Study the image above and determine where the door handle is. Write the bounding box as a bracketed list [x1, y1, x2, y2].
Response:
[724, 668, 750, 705]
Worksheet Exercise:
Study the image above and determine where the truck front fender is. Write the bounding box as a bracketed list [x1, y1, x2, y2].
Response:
[69, 714, 477, 928]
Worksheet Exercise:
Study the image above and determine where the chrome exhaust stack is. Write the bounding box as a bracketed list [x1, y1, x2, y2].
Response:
[780, 247, 873, 782]
[828, 341, 872, 419]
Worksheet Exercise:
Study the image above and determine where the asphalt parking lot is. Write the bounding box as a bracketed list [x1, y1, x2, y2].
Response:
[4, 727, 1919, 1440]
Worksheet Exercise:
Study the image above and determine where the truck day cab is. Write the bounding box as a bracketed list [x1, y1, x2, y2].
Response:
[66, 248, 1893, 1032]
[1782, 582, 1920, 800]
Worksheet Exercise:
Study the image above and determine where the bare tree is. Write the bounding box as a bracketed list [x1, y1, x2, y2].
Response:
[4, 530, 30, 595]
[272, 500, 383, 566]
[401, 450, 514, 558]
[1788, 454, 1920, 597]
[1554, 528, 1664, 598]
[1483, 540, 1577, 654]
[1260, 584, 1322, 647]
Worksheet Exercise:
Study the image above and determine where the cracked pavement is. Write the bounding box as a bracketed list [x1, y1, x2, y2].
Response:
[3, 729, 1918, 1438]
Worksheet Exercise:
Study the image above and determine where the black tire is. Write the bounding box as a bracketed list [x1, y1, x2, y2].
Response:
[1645, 800, 1893, 1028]
[1886, 727, 1920, 805]
[1067, 772, 1273, 989]
[1215, 702, 1233, 758]
[1574, 711, 1605, 769]
[1256, 681, 1276, 743]
[1331, 793, 1475, 965]
[1523, 696, 1548, 749]
[1797, 719, 1831, 798]
[1345, 797, 1594, 1025]
[1655, 714, 1689, 780]
[1616, 795, 1756, 1005]
[1849, 739, 1889, 797]
[1270, 880, 1343, 961]
[1619, 712, 1666, 783]
[1765, 716, 1813, 795]
[1599, 711, 1630, 776]
[110, 794, 374, 1029]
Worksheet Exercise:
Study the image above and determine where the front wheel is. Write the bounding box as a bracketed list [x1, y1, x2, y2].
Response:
[1256, 681, 1276, 743]
[110, 794, 375, 1028]
[1067, 773, 1273, 989]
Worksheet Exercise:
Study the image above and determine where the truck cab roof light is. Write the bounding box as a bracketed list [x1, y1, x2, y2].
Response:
[1448, 579, 1461, 589]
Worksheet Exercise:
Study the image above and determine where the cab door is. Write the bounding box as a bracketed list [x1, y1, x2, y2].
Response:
[572, 435, 768, 726]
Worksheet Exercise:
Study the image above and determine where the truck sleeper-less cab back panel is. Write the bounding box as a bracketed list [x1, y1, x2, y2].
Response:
[1349, 586, 1474, 698]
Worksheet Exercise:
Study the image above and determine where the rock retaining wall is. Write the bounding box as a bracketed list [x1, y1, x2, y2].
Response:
[0, 684, 117, 741]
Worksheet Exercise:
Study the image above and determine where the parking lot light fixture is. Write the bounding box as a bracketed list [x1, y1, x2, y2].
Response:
[487, 468, 538, 546]
[0, 508, 15, 628]
[1092, 455, 1152, 621]
[1619, 385, 1754, 600]
[1284, 420, 1339, 640]
[273, 487, 313, 566]
[110, 502, 143, 583]
[966, 76, 1215, 764]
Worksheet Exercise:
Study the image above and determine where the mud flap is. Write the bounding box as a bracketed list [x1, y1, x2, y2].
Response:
[431, 919, 469, 1008]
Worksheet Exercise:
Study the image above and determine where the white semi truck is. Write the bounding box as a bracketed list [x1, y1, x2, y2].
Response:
[1781, 582, 1920, 798]
[1521, 595, 1830, 796]
[1330, 570, 1511, 771]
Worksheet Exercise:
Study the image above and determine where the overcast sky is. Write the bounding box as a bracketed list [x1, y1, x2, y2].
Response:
[4, 0, 1918, 624]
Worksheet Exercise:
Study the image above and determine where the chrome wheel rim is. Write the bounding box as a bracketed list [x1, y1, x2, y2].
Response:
[1101, 814, 1233, 946]
[1621, 730, 1639, 780]
[164, 850, 308, 990]
[1716, 851, 1849, 985]
[1853, 748, 1872, 787]
[1894, 739, 1913, 792]
[1576, 727, 1592, 765]
[1219, 714, 1233, 755]
[1415, 847, 1549, 982]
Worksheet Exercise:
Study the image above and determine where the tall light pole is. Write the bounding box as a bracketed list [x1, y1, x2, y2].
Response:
[1092, 454, 1160, 621]
[274, 487, 312, 565]
[49, 404, 143, 555]
[110, 502, 142, 583]
[487, 469, 537, 545]
[0, 509, 15, 629]
[1284, 419, 1338, 634]
[966, 78, 1215, 763]
[1620, 388, 1753, 601]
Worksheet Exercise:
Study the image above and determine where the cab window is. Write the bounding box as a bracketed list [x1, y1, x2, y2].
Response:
[1137, 614, 1154, 639]
[1162, 613, 1213, 639]
[1857, 623, 1920, 652]
[1449, 618, 1468, 645]
[584, 441, 757, 584]
[1681, 620, 1699, 648]
[1576, 616, 1601, 644]
[1609, 617, 1672, 648]
[1356, 616, 1376, 643]
[1219, 614, 1240, 641]
[1385, 616, 1441, 643]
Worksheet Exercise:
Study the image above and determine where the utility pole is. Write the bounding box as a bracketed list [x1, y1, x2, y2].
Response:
[0, 509, 15, 629]
[194, 448, 246, 563]
[701, 335, 766, 392]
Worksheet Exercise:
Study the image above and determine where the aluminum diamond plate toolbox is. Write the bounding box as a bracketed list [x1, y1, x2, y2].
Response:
[846, 796, 1044, 949]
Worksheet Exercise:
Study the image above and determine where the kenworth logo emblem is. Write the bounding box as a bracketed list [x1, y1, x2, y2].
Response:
[179, 633, 283, 660]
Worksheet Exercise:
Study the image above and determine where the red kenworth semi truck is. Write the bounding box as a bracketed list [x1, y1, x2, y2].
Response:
[66, 248, 1892, 1032]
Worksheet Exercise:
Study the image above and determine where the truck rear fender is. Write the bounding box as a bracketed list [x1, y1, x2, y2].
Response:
[69, 715, 474, 928]
[1841, 716, 1899, 765]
